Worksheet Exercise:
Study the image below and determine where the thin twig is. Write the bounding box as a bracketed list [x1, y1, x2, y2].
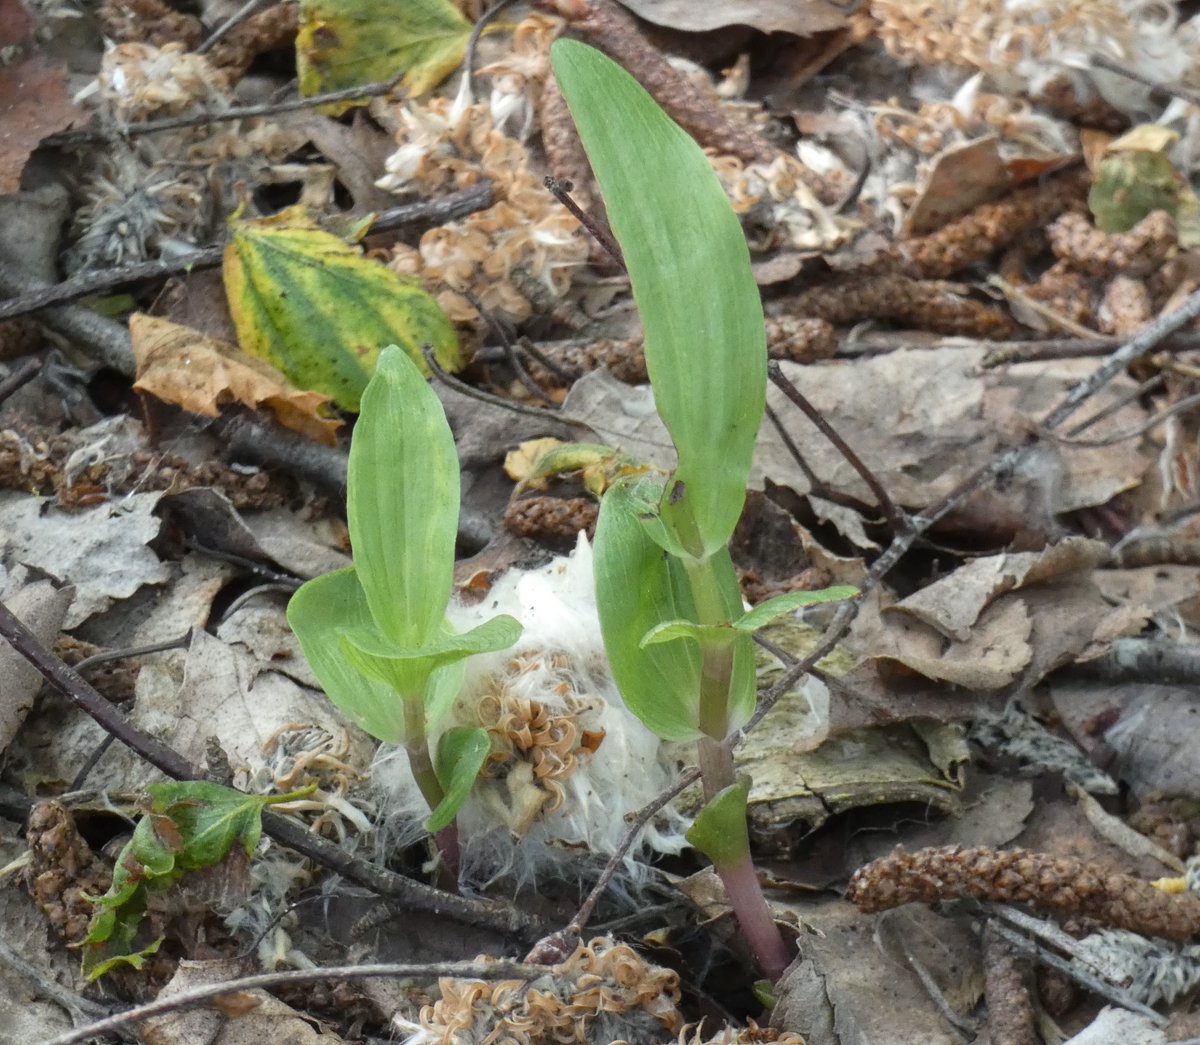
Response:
[43, 72, 407, 148]
[0, 356, 43, 404]
[1063, 373, 1163, 439]
[463, 0, 520, 101]
[196, 0, 264, 54]
[1051, 388, 1200, 448]
[0, 183, 493, 323]
[516, 336, 580, 385]
[768, 360, 907, 533]
[558, 766, 701, 943]
[462, 288, 555, 405]
[69, 631, 194, 789]
[544, 177, 625, 269]
[424, 345, 584, 425]
[1090, 52, 1200, 109]
[0, 598, 544, 939]
[0, 937, 116, 1031]
[46, 960, 544, 1045]
[987, 922, 1167, 1027]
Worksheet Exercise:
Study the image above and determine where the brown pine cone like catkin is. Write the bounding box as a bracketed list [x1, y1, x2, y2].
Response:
[848, 845, 1200, 942]
[983, 921, 1035, 1045]
[1047, 210, 1176, 279]
[522, 317, 837, 390]
[505, 495, 598, 545]
[897, 167, 1091, 279]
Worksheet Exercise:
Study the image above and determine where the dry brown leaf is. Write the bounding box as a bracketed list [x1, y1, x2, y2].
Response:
[618, 0, 852, 35]
[904, 136, 1011, 237]
[0, 18, 87, 194]
[130, 313, 342, 446]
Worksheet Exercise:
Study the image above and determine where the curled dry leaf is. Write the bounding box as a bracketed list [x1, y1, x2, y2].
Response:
[130, 313, 342, 446]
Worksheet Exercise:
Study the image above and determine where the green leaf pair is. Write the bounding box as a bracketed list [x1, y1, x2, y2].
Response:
[288, 346, 520, 832]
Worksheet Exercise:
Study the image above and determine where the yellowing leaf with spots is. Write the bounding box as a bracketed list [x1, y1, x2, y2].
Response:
[223, 205, 460, 412]
[297, 0, 471, 111]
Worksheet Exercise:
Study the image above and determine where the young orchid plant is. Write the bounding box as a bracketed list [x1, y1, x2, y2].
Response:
[287, 345, 521, 875]
[551, 40, 855, 982]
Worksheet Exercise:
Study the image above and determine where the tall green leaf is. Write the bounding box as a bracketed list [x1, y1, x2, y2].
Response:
[349, 345, 459, 647]
[551, 40, 766, 558]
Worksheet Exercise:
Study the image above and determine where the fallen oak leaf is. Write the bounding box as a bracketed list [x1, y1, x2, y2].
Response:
[130, 313, 343, 446]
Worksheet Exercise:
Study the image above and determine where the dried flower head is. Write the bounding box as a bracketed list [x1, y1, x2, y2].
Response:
[379, 91, 587, 332]
[869, 0, 1200, 116]
[96, 41, 230, 122]
[404, 936, 682, 1045]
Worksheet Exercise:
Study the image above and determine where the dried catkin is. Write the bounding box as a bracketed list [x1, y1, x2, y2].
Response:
[848, 845, 1200, 942]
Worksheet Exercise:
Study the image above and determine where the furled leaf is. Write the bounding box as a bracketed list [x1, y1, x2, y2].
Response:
[288, 566, 411, 742]
[349, 345, 458, 646]
[297, 0, 472, 108]
[734, 586, 859, 632]
[552, 40, 766, 558]
[224, 205, 459, 411]
[594, 477, 702, 741]
[427, 726, 492, 831]
[686, 775, 752, 868]
[130, 313, 342, 446]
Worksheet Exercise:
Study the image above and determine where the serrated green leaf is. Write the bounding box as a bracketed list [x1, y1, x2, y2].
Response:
[148, 781, 309, 868]
[734, 586, 859, 632]
[552, 40, 766, 557]
[224, 206, 459, 411]
[288, 566, 411, 742]
[426, 726, 491, 832]
[82, 782, 311, 981]
[350, 346, 459, 646]
[297, 0, 472, 108]
[686, 774, 752, 867]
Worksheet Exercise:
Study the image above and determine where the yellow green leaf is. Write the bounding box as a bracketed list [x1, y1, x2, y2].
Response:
[223, 205, 460, 412]
[297, 0, 472, 110]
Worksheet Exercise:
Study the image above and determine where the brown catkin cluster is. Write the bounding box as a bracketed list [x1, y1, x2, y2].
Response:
[522, 317, 837, 391]
[848, 846, 1200, 942]
[785, 273, 1021, 339]
[1047, 209, 1177, 278]
[1099, 275, 1152, 336]
[206, 2, 300, 82]
[96, 0, 202, 49]
[896, 168, 1091, 279]
[983, 921, 1035, 1045]
[25, 801, 112, 944]
[505, 495, 598, 545]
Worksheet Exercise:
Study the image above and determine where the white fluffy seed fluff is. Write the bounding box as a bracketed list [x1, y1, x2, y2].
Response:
[373, 533, 689, 890]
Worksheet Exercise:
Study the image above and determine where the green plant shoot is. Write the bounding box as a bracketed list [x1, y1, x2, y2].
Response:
[552, 39, 856, 981]
[83, 781, 315, 980]
[288, 346, 520, 862]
